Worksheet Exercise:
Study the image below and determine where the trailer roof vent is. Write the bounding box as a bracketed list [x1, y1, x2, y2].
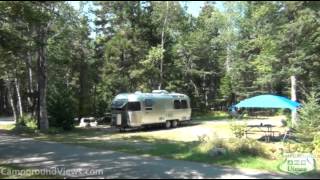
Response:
[152, 90, 169, 94]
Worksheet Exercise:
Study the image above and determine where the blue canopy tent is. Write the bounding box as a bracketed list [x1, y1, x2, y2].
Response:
[235, 95, 300, 110]
[234, 95, 301, 125]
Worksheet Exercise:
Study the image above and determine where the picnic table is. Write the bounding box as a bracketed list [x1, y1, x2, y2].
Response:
[245, 124, 276, 142]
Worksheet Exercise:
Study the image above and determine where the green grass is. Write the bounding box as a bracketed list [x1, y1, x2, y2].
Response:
[0, 164, 61, 179]
[25, 133, 320, 176]
[191, 111, 275, 122]
[1, 114, 318, 176]
[127, 137, 281, 172]
[7, 126, 281, 173]
[0, 124, 15, 131]
[192, 111, 230, 121]
[34, 132, 283, 173]
[0, 120, 283, 173]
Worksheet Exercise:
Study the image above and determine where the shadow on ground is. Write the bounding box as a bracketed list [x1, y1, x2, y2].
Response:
[0, 133, 304, 179]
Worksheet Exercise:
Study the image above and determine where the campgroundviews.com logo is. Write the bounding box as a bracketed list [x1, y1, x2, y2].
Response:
[278, 153, 316, 175]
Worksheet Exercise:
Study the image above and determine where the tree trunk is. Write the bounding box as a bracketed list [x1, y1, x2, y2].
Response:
[14, 78, 23, 118]
[291, 75, 297, 101]
[26, 51, 34, 109]
[93, 84, 97, 116]
[203, 73, 208, 108]
[291, 75, 298, 126]
[37, 27, 49, 132]
[0, 80, 5, 115]
[225, 46, 231, 73]
[5, 80, 17, 123]
[78, 54, 87, 121]
[159, 1, 169, 90]
[190, 79, 199, 97]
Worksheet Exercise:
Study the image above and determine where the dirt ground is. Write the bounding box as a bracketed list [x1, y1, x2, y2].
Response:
[82, 115, 288, 143]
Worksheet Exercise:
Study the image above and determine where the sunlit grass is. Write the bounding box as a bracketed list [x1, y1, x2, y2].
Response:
[34, 123, 232, 143]
[3, 113, 318, 175]
[0, 124, 15, 131]
[30, 126, 285, 173]
[8, 115, 281, 173]
[192, 111, 230, 121]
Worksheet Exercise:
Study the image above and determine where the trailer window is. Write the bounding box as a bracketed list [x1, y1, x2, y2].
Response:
[111, 99, 127, 110]
[128, 102, 141, 111]
[174, 100, 181, 109]
[181, 100, 188, 109]
[144, 99, 153, 110]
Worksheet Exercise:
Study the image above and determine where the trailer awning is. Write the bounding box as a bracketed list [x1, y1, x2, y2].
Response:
[235, 95, 301, 110]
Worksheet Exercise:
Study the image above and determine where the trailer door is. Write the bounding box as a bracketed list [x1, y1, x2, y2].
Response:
[142, 99, 157, 124]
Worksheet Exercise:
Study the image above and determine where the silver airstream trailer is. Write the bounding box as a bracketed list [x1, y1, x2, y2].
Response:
[111, 90, 192, 129]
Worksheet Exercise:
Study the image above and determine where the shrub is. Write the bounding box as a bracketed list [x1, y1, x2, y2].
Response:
[195, 135, 225, 153]
[230, 120, 247, 139]
[313, 135, 320, 160]
[194, 135, 270, 159]
[228, 138, 270, 158]
[48, 84, 75, 131]
[297, 92, 320, 140]
[17, 115, 37, 130]
[283, 142, 315, 154]
[297, 143, 314, 153]
[15, 126, 40, 134]
[290, 92, 320, 162]
[47, 127, 64, 134]
[313, 134, 320, 150]
[283, 135, 320, 167]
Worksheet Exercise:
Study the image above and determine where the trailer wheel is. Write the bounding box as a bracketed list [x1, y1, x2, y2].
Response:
[171, 120, 178, 128]
[165, 121, 171, 129]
